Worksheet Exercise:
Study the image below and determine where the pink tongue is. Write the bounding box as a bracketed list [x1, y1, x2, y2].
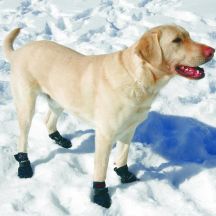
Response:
[180, 66, 201, 78]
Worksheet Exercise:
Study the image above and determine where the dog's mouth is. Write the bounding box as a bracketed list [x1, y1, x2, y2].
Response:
[175, 65, 205, 80]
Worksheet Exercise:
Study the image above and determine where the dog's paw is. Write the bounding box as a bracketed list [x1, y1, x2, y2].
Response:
[14, 152, 33, 178]
[49, 131, 72, 148]
[120, 172, 139, 184]
[18, 161, 33, 178]
[93, 187, 111, 208]
[114, 165, 139, 184]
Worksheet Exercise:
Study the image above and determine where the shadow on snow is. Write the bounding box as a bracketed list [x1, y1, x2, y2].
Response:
[133, 111, 216, 162]
[131, 111, 216, 187]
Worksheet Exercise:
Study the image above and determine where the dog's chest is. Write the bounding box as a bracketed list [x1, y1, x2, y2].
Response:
[119, 98, 153, 130]
[132, 100, 152, 121]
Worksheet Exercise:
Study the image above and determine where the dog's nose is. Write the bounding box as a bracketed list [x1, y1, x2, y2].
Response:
[203, 46, 215, 59]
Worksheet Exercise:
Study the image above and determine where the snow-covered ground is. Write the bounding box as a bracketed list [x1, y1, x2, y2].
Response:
[0, 0, 216, 215]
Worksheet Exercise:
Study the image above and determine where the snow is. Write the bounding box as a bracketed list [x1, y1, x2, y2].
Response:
[0, 0, 216, 215]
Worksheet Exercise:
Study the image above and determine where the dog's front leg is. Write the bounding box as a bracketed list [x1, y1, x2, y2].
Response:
[114, 129, 139, 183]
[93, 130, 114, 208]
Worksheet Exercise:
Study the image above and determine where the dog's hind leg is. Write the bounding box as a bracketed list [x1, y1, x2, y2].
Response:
[44, 96, 62, 134]
[11, 74, 37, 178]
[44, 96, 72, 148]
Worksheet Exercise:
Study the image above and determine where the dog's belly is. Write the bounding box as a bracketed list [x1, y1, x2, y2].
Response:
[41, 84, 97, 124]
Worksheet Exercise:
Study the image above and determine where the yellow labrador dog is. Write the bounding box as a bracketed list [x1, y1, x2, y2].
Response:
[3, 25, 215, 208]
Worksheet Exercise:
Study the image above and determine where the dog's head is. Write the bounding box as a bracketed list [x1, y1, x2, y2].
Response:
[136, 25, 215, 80]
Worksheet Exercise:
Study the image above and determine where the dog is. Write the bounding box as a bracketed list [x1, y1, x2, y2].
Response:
[3, 24, 215, 208]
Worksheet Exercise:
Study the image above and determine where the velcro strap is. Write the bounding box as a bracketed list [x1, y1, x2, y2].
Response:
[19, 160, 31, 167]
[49, 131, 61, 141]
[114, 165, 129, 177]
[94, 187, 109, 196]
[93, 181, 106, 189]
[14, 152, 29, 162]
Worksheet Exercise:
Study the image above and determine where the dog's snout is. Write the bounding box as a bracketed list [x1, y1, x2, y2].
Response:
[203, 46, 215, 59]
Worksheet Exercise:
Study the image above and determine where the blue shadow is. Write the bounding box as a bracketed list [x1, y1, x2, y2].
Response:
[133, 111, 216, 163]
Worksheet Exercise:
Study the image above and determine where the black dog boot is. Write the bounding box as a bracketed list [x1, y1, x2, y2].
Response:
[14, 152, 33, 178]
[93, 182, 111, 208]
[49, 130, 72, 148]
[114, 165, 138, 184]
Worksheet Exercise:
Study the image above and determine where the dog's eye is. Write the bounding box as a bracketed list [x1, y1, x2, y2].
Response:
[172, 37, 182, 43]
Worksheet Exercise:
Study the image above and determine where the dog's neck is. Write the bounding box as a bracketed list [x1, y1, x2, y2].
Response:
[120, 44, 172, 103]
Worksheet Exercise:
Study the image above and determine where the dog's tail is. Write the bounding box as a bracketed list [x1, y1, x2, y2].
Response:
[3, 28, 21, 62]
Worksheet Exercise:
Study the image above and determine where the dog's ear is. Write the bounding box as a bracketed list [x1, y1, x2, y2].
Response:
[136, 30, 162, 66]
